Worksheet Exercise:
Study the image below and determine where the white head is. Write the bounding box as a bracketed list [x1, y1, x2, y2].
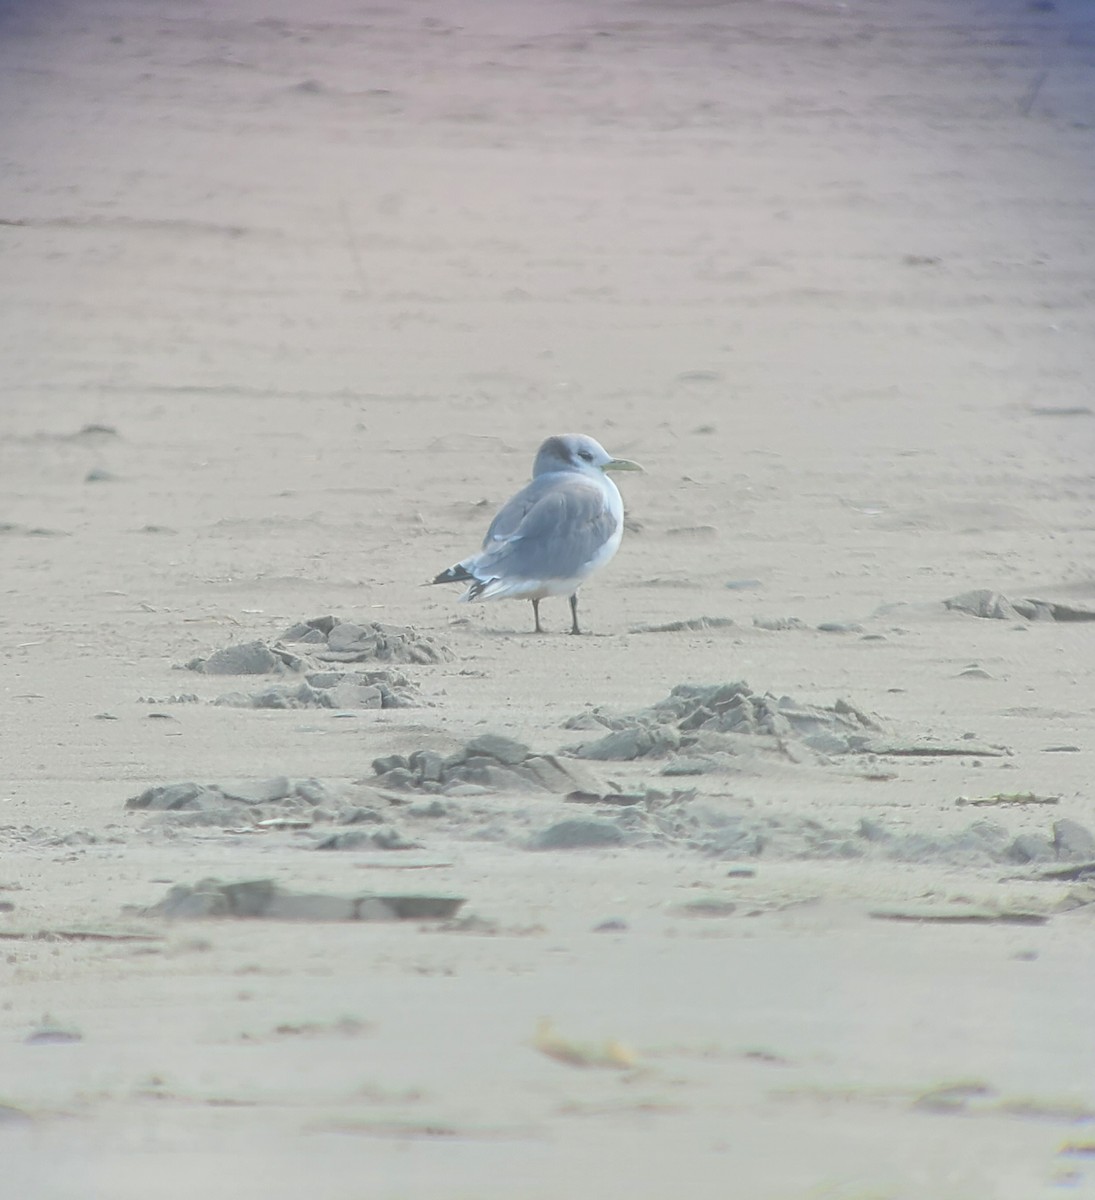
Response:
[532, 434, 642, 479]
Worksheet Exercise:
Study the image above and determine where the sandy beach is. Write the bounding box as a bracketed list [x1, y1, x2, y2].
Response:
[2, 0, 1095, 1196]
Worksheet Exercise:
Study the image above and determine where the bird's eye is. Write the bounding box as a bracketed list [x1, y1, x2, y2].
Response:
[577, 450, 594, 462]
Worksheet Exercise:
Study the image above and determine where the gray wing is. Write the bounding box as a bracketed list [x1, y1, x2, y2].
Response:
[475, 476, 617, 582]
[481, 474, 559, 545]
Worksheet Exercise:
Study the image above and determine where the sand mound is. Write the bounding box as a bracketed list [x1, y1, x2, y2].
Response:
[564, 681, 1006, 769]
[181, 615, 451, 708]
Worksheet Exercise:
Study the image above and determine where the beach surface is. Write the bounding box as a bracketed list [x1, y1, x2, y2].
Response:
[2, 0, 1095, 1196]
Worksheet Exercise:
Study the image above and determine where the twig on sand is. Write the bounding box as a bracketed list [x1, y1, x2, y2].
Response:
[1019, 68, 1049, 117]
[338, 199, 368, 295]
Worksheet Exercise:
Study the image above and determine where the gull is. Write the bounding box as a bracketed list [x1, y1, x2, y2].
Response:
[431, 433, 642, 634]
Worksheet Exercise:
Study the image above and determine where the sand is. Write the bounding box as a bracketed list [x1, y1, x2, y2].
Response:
[2, 0, 1095, 1196]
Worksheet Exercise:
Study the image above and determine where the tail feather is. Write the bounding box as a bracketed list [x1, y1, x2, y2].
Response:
[464, 576, 491, 601]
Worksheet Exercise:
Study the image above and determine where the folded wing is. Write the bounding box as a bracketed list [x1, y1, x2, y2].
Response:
[473, 477, 618, 587]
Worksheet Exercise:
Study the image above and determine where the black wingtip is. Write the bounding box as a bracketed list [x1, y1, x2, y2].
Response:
[431, 564, 474, 586]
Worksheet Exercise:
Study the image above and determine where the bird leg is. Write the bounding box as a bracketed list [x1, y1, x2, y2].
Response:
[568, 593, 581, 636]
[531, 598, 544, 634]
